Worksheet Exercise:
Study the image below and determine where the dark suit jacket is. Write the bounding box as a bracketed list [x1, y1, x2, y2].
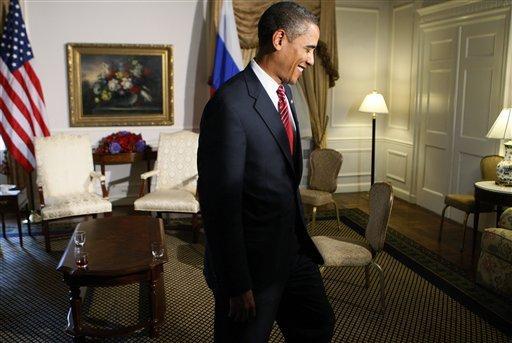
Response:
[198, 66, 323, 297]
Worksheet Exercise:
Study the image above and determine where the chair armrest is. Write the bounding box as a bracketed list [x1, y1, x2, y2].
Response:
[89, 171, 106, 182]
[90, 171, 108, 198]
[138, 170, 158, 198]
[499, 208, 512, 230]
[140, 169, 158, 180]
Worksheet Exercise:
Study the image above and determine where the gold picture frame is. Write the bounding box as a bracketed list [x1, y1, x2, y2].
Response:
[67, 43, 174, 127]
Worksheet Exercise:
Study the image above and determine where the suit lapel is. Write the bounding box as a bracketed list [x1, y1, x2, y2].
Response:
[244, 67, 294, 171]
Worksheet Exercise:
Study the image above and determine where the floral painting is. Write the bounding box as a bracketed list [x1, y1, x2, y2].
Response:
[67, 43, 173, 127]
[81, 55, 162, 115]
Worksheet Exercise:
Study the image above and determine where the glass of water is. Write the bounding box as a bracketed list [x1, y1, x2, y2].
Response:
[151, 242, 164, 260]
[74, 231, 86, 247]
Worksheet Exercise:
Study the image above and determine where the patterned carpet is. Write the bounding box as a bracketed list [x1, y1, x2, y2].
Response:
[0, 213, 511, 342]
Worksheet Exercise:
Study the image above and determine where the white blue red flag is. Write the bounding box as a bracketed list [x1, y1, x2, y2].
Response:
[0, 0, 50, 172]
[211, 0, 243, 92]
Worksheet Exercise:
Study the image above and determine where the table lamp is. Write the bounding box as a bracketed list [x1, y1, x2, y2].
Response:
[486, 107, 512, 186]
[359, 91, 389, 185]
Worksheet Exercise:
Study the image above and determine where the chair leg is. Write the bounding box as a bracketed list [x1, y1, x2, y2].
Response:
[192, 213, 200, 244]
[333, 201, 341, 231]
[1, 212, 5, 239]
[372, 261, 385, 313]
[460, 212, 470, 253]
[43, 221, 51, 252]
[364, 264, 370, 289]
[311, 206, 317, 232]
[438, 204, 449, 242]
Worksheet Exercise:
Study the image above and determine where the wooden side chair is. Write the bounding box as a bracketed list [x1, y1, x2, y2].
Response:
[35, 134, 112, 252]
[438, 155, 503, 252]
[300, 148, 343, 232]
[134, 131, 201, 242]
[311, 182, 394, 312]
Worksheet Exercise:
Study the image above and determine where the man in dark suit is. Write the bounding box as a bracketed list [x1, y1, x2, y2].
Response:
[198, 2, 334, 342]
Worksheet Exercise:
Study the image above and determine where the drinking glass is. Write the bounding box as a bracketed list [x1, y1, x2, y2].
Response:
[74, 231, 86, 247]
[151, 242, 164, 260]
[74, 249, 88, 269]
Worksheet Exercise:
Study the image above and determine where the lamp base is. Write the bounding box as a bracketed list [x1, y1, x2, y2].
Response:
[496, 141, 512, 186]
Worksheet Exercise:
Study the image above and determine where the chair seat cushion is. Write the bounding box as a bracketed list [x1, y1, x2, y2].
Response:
[444, 194, 495, 212]
[134, 189, 199, 213]
[42, 193, 112, 220]
[300, 188, 333, 207]
[311, 236, 373, 267]
[444, 194, 475, 211]
[481, 228, 512, 263]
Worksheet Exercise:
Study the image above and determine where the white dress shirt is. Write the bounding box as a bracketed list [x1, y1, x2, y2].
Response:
[250, 59, 296, 131]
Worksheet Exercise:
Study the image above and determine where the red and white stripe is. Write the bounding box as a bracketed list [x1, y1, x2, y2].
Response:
[0, 58, 49, 172]
[277, 85, 294, 155]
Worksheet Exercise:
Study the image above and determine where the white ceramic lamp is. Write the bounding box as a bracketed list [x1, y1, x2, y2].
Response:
[359, 91, 389, 185]
[486, 108, 512, 186]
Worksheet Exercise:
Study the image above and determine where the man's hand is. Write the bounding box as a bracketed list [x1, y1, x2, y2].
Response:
[229, 289, 256, 322]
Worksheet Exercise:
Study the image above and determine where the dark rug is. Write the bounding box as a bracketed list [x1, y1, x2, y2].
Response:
[0, 212, 510, 342]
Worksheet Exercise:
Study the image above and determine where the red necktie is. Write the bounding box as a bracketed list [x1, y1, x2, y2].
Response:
[277, 85, 294, 155]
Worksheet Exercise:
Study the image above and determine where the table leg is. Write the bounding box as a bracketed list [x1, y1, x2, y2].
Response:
[148, 270, 164, 338]
[25, 204, 31, 236]
[16, 210, 23, 247]
[66, 285, 85, 342]
[473, 201, 480, 257]
[496, 205, 503, 226]
[1, 212, 5, 239]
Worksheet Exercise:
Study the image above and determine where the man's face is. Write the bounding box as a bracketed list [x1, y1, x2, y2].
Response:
[277, 22, 319, 85]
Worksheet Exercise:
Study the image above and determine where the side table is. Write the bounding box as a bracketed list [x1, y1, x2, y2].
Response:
[0, 186, 31, 247]
[473, 181, 512, 254]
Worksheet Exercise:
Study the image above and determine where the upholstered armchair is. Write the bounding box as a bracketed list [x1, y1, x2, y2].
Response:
[134, 131, 200, 242]
[35, 134, 112, 252]
[300, 148, 343, 231]
[439, 155, 503, 252]
[311, 182, 394, 312]
[476, 208, 512, 299]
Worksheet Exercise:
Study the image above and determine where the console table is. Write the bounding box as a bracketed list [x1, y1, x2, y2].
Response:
[93, 151, 157, 175]
[473, 181, 512, 253]
[93, 151, 158, 192]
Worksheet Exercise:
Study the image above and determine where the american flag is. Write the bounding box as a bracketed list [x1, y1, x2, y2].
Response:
[0, 0, 50, 172]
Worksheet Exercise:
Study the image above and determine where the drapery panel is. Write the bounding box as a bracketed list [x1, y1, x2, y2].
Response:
[208, 0, 339, 148]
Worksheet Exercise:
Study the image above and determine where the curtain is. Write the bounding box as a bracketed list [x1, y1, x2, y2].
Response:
[0, 0, 35, 207]
[208, 0, 339, 148]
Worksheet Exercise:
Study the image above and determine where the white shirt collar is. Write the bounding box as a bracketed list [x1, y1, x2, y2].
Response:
[250, 59, 281, 111]
[250, 59, 296, 130]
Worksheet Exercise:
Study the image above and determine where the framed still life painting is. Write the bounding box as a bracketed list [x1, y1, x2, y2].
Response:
[67, 43, 173, 126]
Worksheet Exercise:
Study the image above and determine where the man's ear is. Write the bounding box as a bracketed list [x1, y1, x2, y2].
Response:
[272, 29, 286, 51]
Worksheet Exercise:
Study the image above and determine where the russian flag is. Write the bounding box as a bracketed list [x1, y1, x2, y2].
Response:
[211, 0, 244, 92]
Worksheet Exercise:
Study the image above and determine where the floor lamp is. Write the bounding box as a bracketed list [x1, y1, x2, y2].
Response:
[359, 91, 389, 185]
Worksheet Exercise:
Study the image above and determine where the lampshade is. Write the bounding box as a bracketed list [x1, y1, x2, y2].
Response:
[486, 108, 512, 140]
[359, 91, 389, 114]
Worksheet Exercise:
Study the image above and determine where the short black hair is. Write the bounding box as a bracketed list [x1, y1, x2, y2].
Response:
[258, 1, 318, 49]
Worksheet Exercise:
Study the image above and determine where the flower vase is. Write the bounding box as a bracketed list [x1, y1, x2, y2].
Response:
[496, 141, 512, 186]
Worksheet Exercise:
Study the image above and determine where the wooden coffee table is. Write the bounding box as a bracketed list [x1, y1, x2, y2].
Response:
[56, 216, 167, 342]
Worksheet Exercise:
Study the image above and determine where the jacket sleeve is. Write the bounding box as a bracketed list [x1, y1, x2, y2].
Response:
[197, 97, 252, 296]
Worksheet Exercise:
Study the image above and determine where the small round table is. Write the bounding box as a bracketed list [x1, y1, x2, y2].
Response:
[473, 181, 512, 253]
